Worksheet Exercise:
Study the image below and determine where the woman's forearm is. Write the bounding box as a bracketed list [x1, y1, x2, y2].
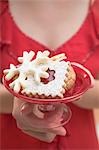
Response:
[73, 80, 99, 109]
[0, 83, 14, 113]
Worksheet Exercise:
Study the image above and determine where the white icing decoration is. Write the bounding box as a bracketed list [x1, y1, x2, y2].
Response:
[3, 64, 18, 80]
[4, 50, 71, 98]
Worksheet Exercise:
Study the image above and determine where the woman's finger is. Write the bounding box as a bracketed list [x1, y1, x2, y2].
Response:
[48, 126, 66, 136]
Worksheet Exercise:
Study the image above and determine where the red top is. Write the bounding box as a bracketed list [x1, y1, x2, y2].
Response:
[0, 0, 99, 149]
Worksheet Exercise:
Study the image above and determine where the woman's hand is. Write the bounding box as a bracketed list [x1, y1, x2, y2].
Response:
[12, 97, 66, 143]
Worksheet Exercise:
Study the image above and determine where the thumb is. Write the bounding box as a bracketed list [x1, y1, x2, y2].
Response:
[49, 126, 66, 136]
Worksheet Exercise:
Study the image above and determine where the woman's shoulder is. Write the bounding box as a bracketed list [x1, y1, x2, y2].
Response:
[0, 0, 12, 45]
[91, 0, 99, 36]
[92, 0, 99, 19]
[0, 0, 8, 16]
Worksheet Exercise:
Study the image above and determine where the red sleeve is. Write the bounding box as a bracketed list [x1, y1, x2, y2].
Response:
[83, 0, 99, 79]
[0, 1, 12, 81]
[0, 1, 7, 80]
[92, 0, 99, 37]
[0, 0, 11, 44]
[84, 47, 99, 79]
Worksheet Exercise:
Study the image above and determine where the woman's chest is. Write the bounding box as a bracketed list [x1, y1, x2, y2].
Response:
[1, 21, 98, 79]
[9, 0, 90, 50]
[4, 29, 96, 66]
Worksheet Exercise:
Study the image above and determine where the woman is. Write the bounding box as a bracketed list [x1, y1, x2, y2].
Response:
[0, 0, 99, 149]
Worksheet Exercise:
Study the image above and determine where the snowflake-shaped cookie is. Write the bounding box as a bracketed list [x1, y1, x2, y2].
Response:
[4, 50, 76, 98]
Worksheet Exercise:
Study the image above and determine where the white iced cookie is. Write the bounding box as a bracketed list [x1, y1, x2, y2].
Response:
[4, 50, 76, 98]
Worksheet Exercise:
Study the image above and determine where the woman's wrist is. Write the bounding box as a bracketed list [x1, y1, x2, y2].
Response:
[73, 80, 99, 109]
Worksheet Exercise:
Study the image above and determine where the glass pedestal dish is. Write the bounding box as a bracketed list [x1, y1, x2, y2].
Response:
[3, 63, 94, 130]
